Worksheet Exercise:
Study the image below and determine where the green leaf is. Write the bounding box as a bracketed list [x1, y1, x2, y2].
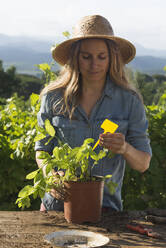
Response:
[52, 146, 60, 159]
[39, 189, 45, 198]
[83, 138, 94, 146]
[106, 181, 118, 195]
[26, 169, 40, 180]
[104, 174, 112, 179]
[37, 151, 50, 160]
[45, 163, 53, 175]
[34, 171, 43, 183]
[34, 133, 46, 142]
[10, 153, 14, 159]
[76, 150, 85, 161]
[91, 149, 106, 162]
[18, 185, 34, 198]
[16, 196, 31, 209]
[62, 31, 70, 38]
[30, 93, 39, 106]
[36, 63, 51, 72]
[45, 119, 55, 137]
[33, 189, 38, 199]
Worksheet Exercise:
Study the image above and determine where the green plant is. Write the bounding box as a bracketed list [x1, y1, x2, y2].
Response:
[122, 90, 166, 210]
[0, 93, 41, 210]
[16, 131, 117, 209]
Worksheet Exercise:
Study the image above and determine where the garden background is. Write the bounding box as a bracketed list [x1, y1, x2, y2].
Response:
[0, 60, 166, 211]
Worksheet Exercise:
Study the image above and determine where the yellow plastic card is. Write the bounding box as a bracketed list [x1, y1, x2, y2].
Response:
[92, 119, 119, 150]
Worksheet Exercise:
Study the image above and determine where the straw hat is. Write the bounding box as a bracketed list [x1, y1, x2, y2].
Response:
[52, 15, 136, 65]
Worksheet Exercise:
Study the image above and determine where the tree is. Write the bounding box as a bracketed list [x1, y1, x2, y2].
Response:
[0, 61, 44, 100]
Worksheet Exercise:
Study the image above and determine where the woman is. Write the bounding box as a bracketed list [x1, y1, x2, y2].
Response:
[35, 15, 152, 212]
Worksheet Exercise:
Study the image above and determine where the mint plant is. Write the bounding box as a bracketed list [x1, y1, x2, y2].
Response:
[16, 135, 117, 209]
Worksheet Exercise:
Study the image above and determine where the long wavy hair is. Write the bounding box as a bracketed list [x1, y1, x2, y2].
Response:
[40, 38, 141, 119]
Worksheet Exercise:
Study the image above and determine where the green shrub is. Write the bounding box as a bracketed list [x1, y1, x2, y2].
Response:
[122, 92, 166, 210]
[1, 62, 166, 210]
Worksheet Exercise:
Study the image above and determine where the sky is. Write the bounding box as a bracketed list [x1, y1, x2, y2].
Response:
[0, 0, 165, 50]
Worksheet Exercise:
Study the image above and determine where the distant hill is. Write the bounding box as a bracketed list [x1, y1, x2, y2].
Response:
[128, 56, 166, 75]
[134, 43, 166, 58]
[0, 34, 166, 75]
[0, 46, 55, 76]
[0, 34, 60, 75]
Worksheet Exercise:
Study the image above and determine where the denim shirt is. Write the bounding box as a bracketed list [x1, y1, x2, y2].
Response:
[35, 77, 152, 211]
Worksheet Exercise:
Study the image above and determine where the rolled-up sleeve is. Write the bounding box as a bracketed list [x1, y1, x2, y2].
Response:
[35, 93, 57, 153]
[126, 95, 152, 156]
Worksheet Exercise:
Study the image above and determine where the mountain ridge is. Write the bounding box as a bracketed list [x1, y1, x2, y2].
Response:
[0, 34, 166, 75]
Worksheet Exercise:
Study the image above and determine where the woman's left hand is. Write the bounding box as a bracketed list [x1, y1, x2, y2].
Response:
[99, 132, 127, 155]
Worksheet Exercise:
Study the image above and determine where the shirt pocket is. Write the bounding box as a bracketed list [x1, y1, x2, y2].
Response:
[52, 116, 75, 147]
[52, 116, 88, 148]
[113, 119, 128, 136]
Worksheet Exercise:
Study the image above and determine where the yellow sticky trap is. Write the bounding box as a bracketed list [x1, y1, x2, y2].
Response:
[93, 119, 119, 150]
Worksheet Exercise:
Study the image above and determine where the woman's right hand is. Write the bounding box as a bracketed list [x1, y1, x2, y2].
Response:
[50, 170, 67, 201]
[50, 187, 66, 201]
[36, 151, 67, 201]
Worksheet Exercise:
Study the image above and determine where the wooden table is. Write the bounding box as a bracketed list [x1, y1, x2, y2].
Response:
[0, 210, 166, 247]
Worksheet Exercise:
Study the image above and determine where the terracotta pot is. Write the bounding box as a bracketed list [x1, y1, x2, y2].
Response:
[64, 179, 104, 224]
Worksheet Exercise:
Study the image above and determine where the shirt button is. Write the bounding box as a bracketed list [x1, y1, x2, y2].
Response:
[87, 123, 91, 128]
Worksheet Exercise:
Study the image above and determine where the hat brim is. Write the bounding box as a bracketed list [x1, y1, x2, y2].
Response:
[51, 35, 136, 65]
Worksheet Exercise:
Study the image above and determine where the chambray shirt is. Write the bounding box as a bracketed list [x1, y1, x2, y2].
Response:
[35, 77, 152, 211]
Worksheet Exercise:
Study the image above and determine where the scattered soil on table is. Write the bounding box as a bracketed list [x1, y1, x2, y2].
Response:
[0, 209, 166, 248]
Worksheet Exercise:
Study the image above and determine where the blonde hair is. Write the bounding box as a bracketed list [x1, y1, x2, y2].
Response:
[40, 38, 141, 119]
